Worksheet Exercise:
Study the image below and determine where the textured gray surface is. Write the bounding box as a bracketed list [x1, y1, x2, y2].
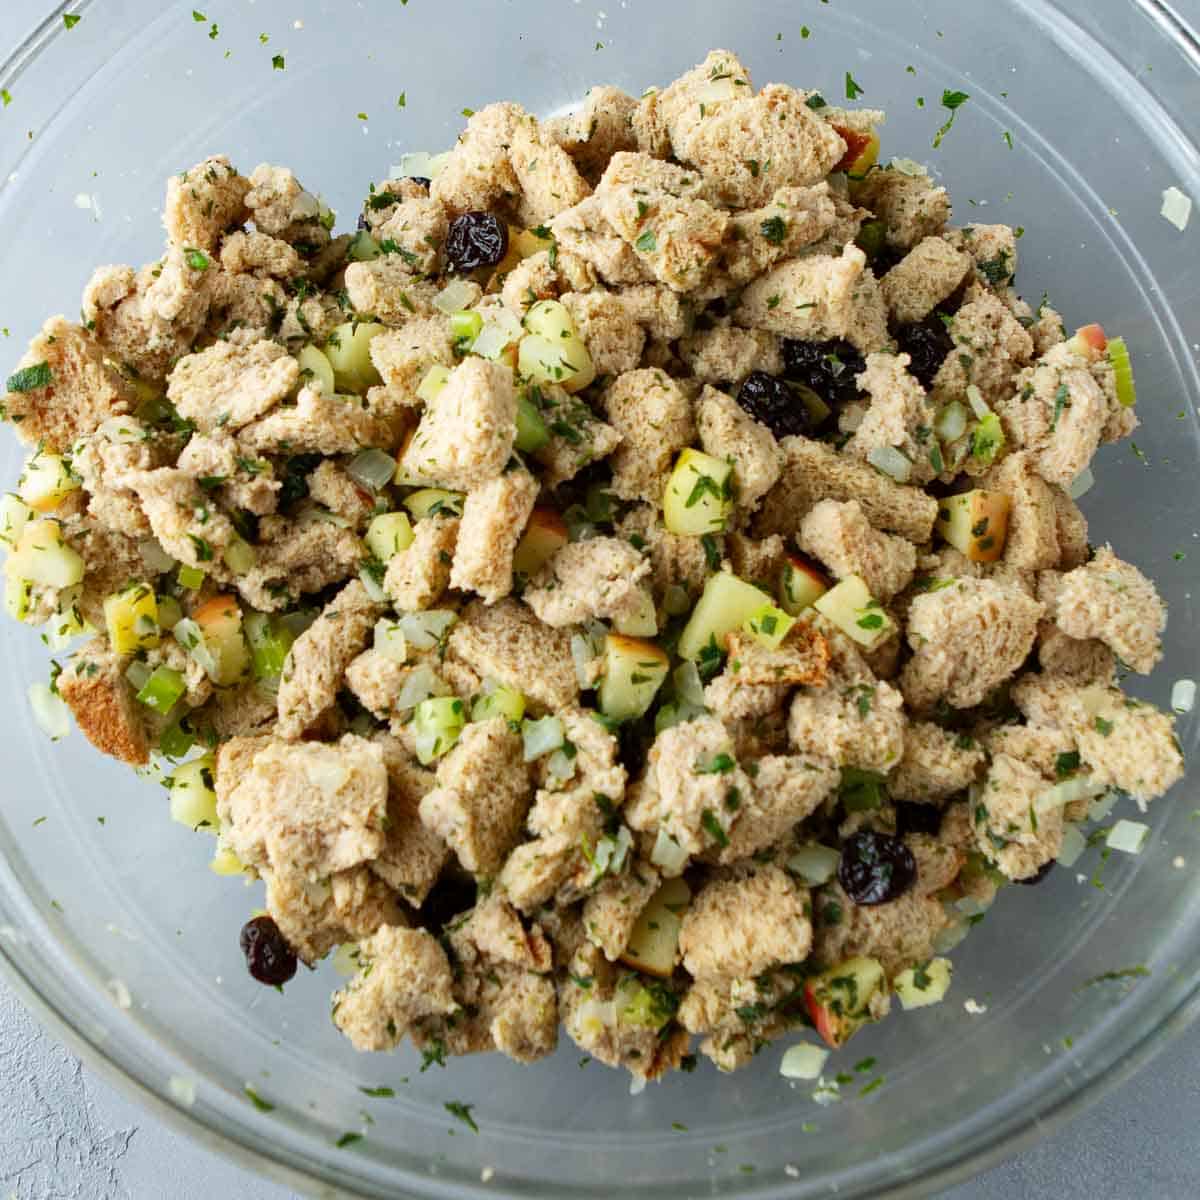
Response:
[1, 2, 1199, 1198]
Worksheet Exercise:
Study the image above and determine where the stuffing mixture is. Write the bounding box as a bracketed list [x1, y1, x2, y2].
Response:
[0, 49, 1180, 1082]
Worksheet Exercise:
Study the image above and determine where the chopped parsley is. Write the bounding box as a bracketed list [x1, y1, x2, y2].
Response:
[397, 92, 407, 109]
[634, 229, 657, 253]
[696, 752, 736, 775]
[359, 1086, 396, 1098]
[6, 363, 52, 393]
[444, 1100, 479, 1133]
[1078, 965, 1150, 990]
[243, 1085, 275, 1113]
[932, 89, 970, 148]
[1094, 716, 1114, 736]
[335, 1132, 363, 1148]
[760, 215, 788, 245]
[184, 248, 211, 272]
[684, 473, 724, 508]
[700, 808, 729, 848]
[272, 54, 286, 71]
[1050, 382, 1070, 431]
[701, 532, 721, 571]
[63, 13, 81, 29]
[419, 1040, 447, 1072]
[844, 72, 865, 100]
[805, 92, 826, 110]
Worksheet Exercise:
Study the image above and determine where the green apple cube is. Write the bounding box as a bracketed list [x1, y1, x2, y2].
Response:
[169, 756, 219, 833]
[296, 343, 335, 395]
[813, 575, 893, 648]
[0, 492, 33, 548]
[743, 602, 796, 650]
[678, 572, 772, 661]
[612, 588, 658, 638]
[365, 512, 415, 563]
[177, 564, 205, 590]
[518, 333, 593, 390]
[19, 451, 79, 513]
[936, 489, 1010, 563]
[598, 634, 670, 722]
[523, 299, 577, 341]
[894, 956, 954, 1010]
[7, 520, 84, 589]
[4, 575, 34, 623]
[663, 448, 734, 537]
[325, 320, 384, 394]
[413, 696, 466, 764]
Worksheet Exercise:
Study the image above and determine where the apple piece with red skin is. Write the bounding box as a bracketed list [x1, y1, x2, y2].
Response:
[779, 552, 831, 616]
[803, 955, 888, 1049]
[1065, 323, 1107, 360]
[832, 126, 880, 178]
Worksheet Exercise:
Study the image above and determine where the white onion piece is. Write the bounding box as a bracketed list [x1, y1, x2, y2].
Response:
[28, 682, 70, 740]
[867, 445, 913, 483]
[787, 843, 841, 886]
[890, 156, 928, 177]
[673, 661, 706, 709]
[780, 1043, 829, 1080]
[1034, 775, 1109, 814]
[395, 664, 444, 711]
[138, 539, 176, 575]
[1068, 466, 1095, 500]
[1087, 790, 1119, 823]
[433, 278, 479, 314]
[965, 384, 991, 419]
[571, 634, 599, 689]
[1107, 819, 1150, 854]
[1161, 186, 1193, 232]
[546, 747, 577, 782]
[650, 828, 689, 875]
[124, 660, 152, 691]
[390, 151, 451, 182]
[1056, 824, 1087, 868]
[935, 401, 967, 444]
[347, 449, 397, 492]
[522, 716, 564, 762]
[696, 76, 744, 104]
[397, 610, 456, 650]
[358, 567, 387, 603]
[1172, 678, 1196, 714]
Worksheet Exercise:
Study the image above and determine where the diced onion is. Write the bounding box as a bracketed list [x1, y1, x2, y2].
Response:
[1087, 790, 1119, 823]
[547, 746, 578, 782]
[28, 682, 70, 740]
[99, 416, 145, 444]
[674, 661, 706, 709]
[1056, 824, 1087, 868]
[390, 151, 451, 182]
[295, 503, 351, 529]
[787, 843, 841, 886]
[1172, 678, 1196, 714]
[522, 715, 564, 762]
[576, 997, 618, 1038]
[934, 401, 967, 444]
[374, 619, 408, 664]
[433, 279, 479, 314]
[570, 634, 599, 689]
[932, 917, 971, 955]
[471, 310, 524, 361]
[867, 445, 913, 483]
[1107, 818, 1150, 854]
[1068, 467, 1095, 501]
[138, 540, 176, 575]
[223, 537, 256, 576]
[890, 156, 928, 177]
[965, 384, 991, 419]
[331, 943, 361, 977]
[358, 566, 387, 603]
[838, 402, 865, 434]
[347, 449, 398, 492]
[650, 828, 689, 875]
[124, 660, 153, 691]
[952, 895, 991, 919]
[1034, 775, 1109, 814]
[1161, 185, 1193, 232]
[395, 663, 444, 711]
[397, 609, 457, 650]
[696, 76, 744, 105]
[173, 617, 219, 679]
[780, 1042, 829, 1081]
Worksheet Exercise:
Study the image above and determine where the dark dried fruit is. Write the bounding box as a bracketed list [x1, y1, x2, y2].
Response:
[1014, 860, 1055, 887]
[838, 830, 917, 906]
[894, 801, 942, 837]
[781, 338, 866, 408]
[445, 211, 509, 273]
[240, 915, 298, 986]
[895, 315, 955, 388]
[736, 371, 812, 439]
[406, 176, 432, 189]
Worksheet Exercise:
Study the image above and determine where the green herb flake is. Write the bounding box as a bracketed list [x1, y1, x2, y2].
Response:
[1003, 130, 1014, 150]
[1094, 716, 1114, 736]
[760, 215, 788, 245]
[6, 363, 52, 393]
[243, 1085, 275, 1113]
[701, 532, 721, 570]
[63, 13, 82, 29]
[444, 1100, 479, 1133]
[671, 1121, 688, 1132]
[184, 248, 211, 272]
[701, 808, 729, 848]
[635, 229, 657, 253]
[359, 1086, 395, 1098]
[801, 25, 811, 38]
[933, 89, 970, 148]
[696, 752, 736, 775]
[397, 92, 407, 109]
[335, 1132, 363, 1149]
[856, 613, 884, 631]
[0, 89, 10, 108]
[805, 92, 826, 110]
[1078, 965, 1150, 991]
[272, 54, 286, 70]
[1055, 750, 1081, 779]
[1050, 382, 1070, 431]
[845, 72, 865, 100]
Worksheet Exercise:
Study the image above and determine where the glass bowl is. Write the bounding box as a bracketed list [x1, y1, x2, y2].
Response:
[1, 1, 1198, 1196]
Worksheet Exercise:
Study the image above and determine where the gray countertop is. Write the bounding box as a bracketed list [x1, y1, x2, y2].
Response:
[1, 2, 1198, 1196]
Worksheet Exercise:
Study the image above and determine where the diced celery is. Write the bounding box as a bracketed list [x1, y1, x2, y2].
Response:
[1107, 336, 1137, 407]
[158, 719, 196, 760]
[472, 682, 526, 724]
[244, 612, 295, 681]
[450, 309, 484, 347]
[515, 392, 550, 452]
[416, 364, 452, 405]
[156, 594, 184, 630]
[178, 565, 205, 590]
[223, 536, 257, 576]
[413, 696, 466, 764]
[136, 665, 187, 715]
[346, 230, 383, 262]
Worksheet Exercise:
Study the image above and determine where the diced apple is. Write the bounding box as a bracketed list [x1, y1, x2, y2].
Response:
[170, 756, 219, 832]
[513, 227, 555, 260]
[518, 333, 593, 390]
[189, 594, 250, 686]
[619, 877, 691, 979]
[104, 583, 160, 654]
[209, 844, 247, 876]
[403, 488, 464, 521]
[613, 588, 658, 638]
[1107, 336, 1136, 407]
[325, 320, 384, 394]
[524, 299, 577, 341]
[803, 955, 888, 1049]
[472, 309, 524, 363]
[365, 511, 415, 563]
[4, 575, 34, 623]
[894, 957, 954, 1010]
[1067, 322, 1107, 357]
[598, 634, 669, 723]
[678, 572, 772, 661]
[936, 489, 1011, 563]
[471, 682, 527, 724]
[743, 602, 796, 650]
[487, 224, 525, 284]
[663, 448, 734, 537]
[296, 343, 335, 395]
[512, 507, 568, 578]
[19, 452, 80, 513]
[6, 520, 84, 589]
[813, 575, 894, 649]
[0, 493, 32, 549]
[832, 126, 880, 178]
[779, 553, 831, 615]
